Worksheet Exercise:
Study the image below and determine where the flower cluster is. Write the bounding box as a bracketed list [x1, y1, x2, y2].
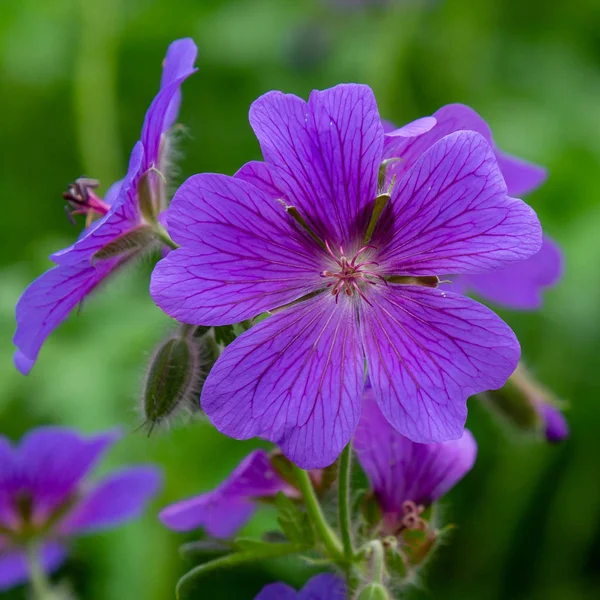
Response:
[10, 36, 569, 599]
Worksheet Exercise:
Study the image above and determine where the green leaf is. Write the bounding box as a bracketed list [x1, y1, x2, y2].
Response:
[233, 537, 278, 553]
[213, 325, 236, 346]
[178, 540, 232, 557]
[274, 492, 315, 546]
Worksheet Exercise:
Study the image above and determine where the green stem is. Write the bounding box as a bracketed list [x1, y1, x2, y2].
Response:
[369, 540, 385, 584]
[292, 466, 343, 562]
[338, 442, 354, 561]
[176, 543, 300, 600]
[27, 546, 54, 600]
[155, 226, 179, 250]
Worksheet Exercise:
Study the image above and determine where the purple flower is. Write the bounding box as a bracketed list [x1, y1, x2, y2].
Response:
[160, 450, 294, 538]
[383, 104, 562, 310]
[255, 573, 346, 600]
[354, 388, 477, 534]
[151, 84, 542, 468]
[0, 427, 161, 591]
[13, 38, 197, 374]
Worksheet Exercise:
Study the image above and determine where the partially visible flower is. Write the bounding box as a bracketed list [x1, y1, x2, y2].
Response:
[255, 573, 346, 600]
[13, 38, 198, 374]
[383, 104, 562, 310]
[485, 364, 569, 443]
[0, 427, 161, 591]
[159, 450, 290, 538]
[354, 387, 477, 536]
[151, 83, 542, 469]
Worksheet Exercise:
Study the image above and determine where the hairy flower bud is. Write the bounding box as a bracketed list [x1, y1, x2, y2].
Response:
[355, 583, 391, 600]
[140, 326, 203, 433]
[483, 363, 569, 442]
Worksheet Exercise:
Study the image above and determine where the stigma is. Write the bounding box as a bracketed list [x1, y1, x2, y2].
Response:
[63, 178, 111, 227]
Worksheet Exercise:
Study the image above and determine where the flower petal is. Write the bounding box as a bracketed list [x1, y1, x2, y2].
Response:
[384, 104, 546, 198]
[202, 295, 364, 469]
[383, 116, 437, 155]
[160, 450, 287, 537]
[151, 173, 323, 325]
[249, 84, 384, 245]
[16, 427, 120, 523]
[0, 439, 17, 529]
[51, 142, 145, 265]
[361, 285, 520, 442]
[375, 130, 542, 275]
[355, 388, 477, 513]
[13, 258, 124, 374]
[298, 574, 346, 600]
[449, 236, 563, 310]
[495, 149, 548, 197]
[0, 542, 66, 592]
[59, 466, 162, 535]
[538, 402, 569, 443]
[255, 582, 297, 600]
[159, 38, 198, 133]
[234, 161, 286, 200]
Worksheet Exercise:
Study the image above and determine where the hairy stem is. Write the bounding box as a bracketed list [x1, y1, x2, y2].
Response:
[27, 546, 54, 600]
[155, 226, 179, 250]
[176, 543, 300, 600]
[338, 442, 355, 561]
[292, 465, 344, 562]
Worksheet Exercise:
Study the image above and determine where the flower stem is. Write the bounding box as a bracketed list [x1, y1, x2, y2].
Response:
[155, 226, 179, 250]
[175, 543, 300, 600]
[338, 442, 355, 561]
[291, 465, 344, 562]
[27, 546, 54, 600]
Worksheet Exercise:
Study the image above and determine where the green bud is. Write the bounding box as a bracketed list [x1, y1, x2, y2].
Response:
[141, 332, 201, 434]
[92, 225, 158, 261]
[137, 168, 166, 225]
[356, 583, 391, 600]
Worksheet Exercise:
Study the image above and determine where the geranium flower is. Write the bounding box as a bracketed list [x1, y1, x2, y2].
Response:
[383, 104, 562, 310]
[0, 427, 161, 591]
[255, 574, 346, 600]
[13, 38, 197, 374]
[354, 387, 476, 535]
[151, 83, 542, 468]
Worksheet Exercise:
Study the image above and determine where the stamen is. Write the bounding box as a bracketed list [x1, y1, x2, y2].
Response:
[284, 205, 326, 250]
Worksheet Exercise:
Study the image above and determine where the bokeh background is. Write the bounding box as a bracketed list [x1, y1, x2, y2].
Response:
[2, 0, 600, 598]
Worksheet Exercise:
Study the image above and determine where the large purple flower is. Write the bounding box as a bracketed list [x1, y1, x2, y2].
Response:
[255, 573, 346, 600]
[151, 84, 542, 468]
[0, 427, 161, 591]
[383, 104, 562, 310]
[13, 38, 198, 374]
[354, 388, 476, 534]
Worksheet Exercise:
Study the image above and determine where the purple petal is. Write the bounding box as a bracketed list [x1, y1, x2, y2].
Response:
[361, 285, 520, 442]
[249, 84, 384, 245]
[160, 450, 285, 537]
[384, 116, 437, 139]
[495, 149, 547, 197]
[159, 38, 198, 132]
[0, 542, 67, 592]
[202, 295, 364, 469]
[0, 439, 18, 529]
[450, 236, 563, 310]
[298, 574, 347, 600]
[538, 402, 569, 443]
[375, 131, 542, 275]
[355, 389, 477, 513]
[234, 161, 286, 199]
[51, 142, 145, 265]
[151, 173, 323, 325]
[13, 258, 124, 374]
[59, 466, 162, 535]
[255, 582, 297, 600]
[16, 427, 119, 523]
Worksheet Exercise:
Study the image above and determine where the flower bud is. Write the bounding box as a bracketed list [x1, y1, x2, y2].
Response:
[355, 583, 391, 600]
[483, 364, 569, 442]
[140, 327, 202, 433]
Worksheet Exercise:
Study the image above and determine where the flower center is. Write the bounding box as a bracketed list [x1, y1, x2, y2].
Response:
[63, 177, 110, 227]
[321, 241, 385, 304]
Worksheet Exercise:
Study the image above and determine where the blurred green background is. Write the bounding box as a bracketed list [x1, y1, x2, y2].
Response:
[1, 0, 600, 598]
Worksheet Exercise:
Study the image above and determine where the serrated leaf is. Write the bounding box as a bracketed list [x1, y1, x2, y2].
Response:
[275, 492, 314, 546]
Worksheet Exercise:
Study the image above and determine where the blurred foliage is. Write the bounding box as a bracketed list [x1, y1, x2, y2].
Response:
[1, 0, 600, 598]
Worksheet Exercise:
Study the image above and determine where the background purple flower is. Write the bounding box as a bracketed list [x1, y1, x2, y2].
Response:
[0, 427, 161, 591]
[13, 38, 197, 374]
[255, 573, 346, 600]
[160, 450, 290, 538]
[539, 402, 570, 443]
[151, 83, 541, 469]
[354, 388, 477, 533]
